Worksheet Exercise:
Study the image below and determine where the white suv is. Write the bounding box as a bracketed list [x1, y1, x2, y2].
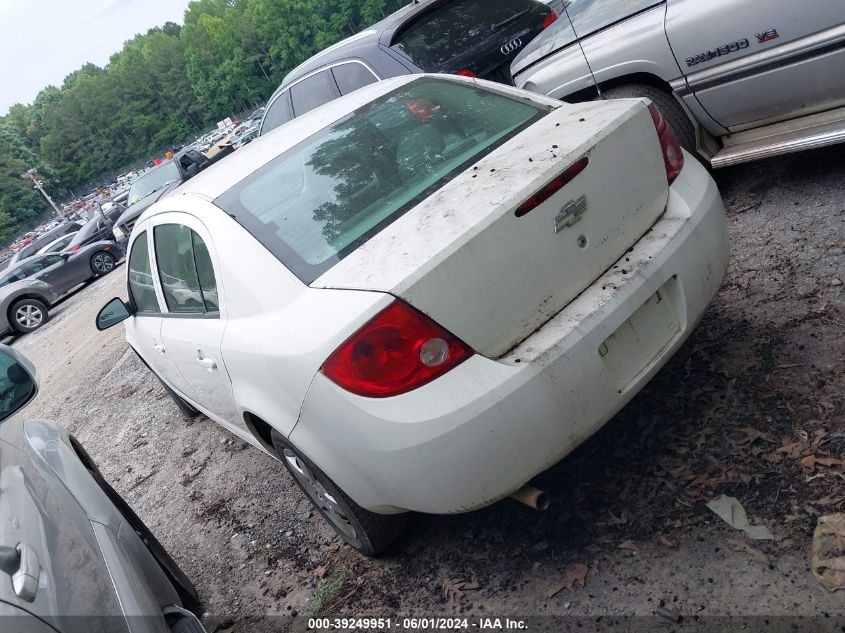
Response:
[97, 75, 729, 555]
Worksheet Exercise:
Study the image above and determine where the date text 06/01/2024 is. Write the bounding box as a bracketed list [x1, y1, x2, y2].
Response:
[307, 617, 528, 630]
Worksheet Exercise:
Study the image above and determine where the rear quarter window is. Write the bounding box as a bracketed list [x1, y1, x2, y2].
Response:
[332, 62, 379, 95]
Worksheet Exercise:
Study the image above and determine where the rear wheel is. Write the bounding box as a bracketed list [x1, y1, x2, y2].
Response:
[601, 83, 696, 154]
[90, 251, 116, 275]
[10, 298, 49, 334]
[271, 430, 408, 556]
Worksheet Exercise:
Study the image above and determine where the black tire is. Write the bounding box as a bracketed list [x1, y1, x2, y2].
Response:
[69, 436, 202, 614]
[161, 378, 201, 419]
[9, 298, 49, 334]
[90, 250, 116, 276]
[271, 430, 408, 556]
[601, 83, 696, 154]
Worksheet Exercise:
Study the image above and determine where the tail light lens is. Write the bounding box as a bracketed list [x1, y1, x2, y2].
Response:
[69, 245, 81, 253]
[648, 104, 684, 185]
[322, 300, 472, 398]
[543, 10, 559, 29]
[456, 69, 477, 78]
[514, 157, 589, 217]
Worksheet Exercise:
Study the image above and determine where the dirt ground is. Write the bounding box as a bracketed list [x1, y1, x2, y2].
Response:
[10, 146, 844, 630]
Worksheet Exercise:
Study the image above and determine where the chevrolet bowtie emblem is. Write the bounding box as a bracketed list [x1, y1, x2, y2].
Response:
[554, 195, 588, 233]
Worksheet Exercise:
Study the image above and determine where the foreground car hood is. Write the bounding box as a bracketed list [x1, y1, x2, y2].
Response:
[313, 98, 668, 358]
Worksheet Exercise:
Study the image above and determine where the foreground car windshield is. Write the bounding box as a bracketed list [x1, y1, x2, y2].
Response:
[128, 162, 180, 205]
[216, 78, 547, 282]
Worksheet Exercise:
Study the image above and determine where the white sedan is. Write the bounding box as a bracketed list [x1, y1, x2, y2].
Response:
[97, 74, 729, 555]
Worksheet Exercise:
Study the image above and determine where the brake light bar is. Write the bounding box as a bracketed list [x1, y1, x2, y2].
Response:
[514, 157, 589, 218]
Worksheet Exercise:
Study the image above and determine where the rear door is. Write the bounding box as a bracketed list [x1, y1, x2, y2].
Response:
[385, 0, 558, 82]
[150, 214, 242, 436]
[666, 0, 845, 129]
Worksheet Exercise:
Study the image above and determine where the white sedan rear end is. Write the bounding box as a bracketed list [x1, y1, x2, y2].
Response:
[101, 75, 729, 555]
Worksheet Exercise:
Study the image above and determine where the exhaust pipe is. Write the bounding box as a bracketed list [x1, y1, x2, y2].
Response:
[509, 485, 550, 511]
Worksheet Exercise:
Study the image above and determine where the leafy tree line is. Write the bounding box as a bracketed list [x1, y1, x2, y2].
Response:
[0, 0, 405, 243]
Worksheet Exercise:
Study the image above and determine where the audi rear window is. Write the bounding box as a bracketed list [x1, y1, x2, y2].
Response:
[390, 0, 551, 73]
[215, 77, 548, 283]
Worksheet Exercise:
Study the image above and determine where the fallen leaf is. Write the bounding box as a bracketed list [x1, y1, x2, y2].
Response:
[546, 564, 588, 598]
[812, 514, 845, 592]
[802, 455, 845, 471]
[619, 540, 640, 554]
[314, 565, 327, 578]
[738, 427, 761, 445]
[814, 496, 845, 507]
[442, 576, 465, 606]
[656, 534, 677, 548]
[726, 537, 767, 563]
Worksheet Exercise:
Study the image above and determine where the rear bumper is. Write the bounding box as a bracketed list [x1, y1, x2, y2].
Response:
[292, 155, 729, 514]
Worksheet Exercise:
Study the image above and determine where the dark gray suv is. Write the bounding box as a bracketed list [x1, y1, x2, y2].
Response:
[259, 0, 559, 135]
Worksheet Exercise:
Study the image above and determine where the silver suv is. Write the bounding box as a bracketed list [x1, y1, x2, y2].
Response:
[512, 0, 845, 167]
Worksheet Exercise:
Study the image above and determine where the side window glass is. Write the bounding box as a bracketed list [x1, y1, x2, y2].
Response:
[260, 93, 293, 135]
[191, 232, 219, 313]
[128, 232, 160, 314]
[154, 224, 205, 314]
[332, 62, 378, 95]
[289, 71, 337, 116]
[21, 258, 48, 274]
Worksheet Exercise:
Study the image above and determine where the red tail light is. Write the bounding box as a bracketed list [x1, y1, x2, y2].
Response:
[69, 245, 81, 253]
[543, 10, 559, 29]
[322, 300, 472, 398]
[514, 157, 589, 217]
[456, 69, 477, 78]
[648, 104, 684, 185]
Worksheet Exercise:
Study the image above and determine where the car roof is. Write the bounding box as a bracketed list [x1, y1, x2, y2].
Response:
[273, 1, 426, 92]
[176, 75, 421, 202]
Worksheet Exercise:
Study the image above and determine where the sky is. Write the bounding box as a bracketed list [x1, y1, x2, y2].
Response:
[0, 0, 194, 114]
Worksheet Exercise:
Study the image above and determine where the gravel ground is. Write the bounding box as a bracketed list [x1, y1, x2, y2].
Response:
[10, 146, 844, 630]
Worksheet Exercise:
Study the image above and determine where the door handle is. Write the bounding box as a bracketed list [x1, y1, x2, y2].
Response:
[153, 343, 166, 355]
[196, 351, 217, 370]
[0, 543, 39, 602]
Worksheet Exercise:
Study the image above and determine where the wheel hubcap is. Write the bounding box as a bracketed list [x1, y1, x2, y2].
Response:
[94, 254, 114, 272]
[16, 305, 43, 328]
[283, 448, 357, 541]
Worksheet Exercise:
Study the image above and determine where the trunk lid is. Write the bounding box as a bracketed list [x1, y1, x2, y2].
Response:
[314, 99, 669, 358]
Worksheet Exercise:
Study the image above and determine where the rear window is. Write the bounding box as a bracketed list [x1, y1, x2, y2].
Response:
[215, 77, 548, 283]
[390, 0, 551, 73]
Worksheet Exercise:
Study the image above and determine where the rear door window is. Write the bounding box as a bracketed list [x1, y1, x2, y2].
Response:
[153, 224, 218, 315]
[332, 62, 379, 95]
[289, 71, 339, 116]
[390, 0, 551, 74]
[128, 232, 160, 314]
